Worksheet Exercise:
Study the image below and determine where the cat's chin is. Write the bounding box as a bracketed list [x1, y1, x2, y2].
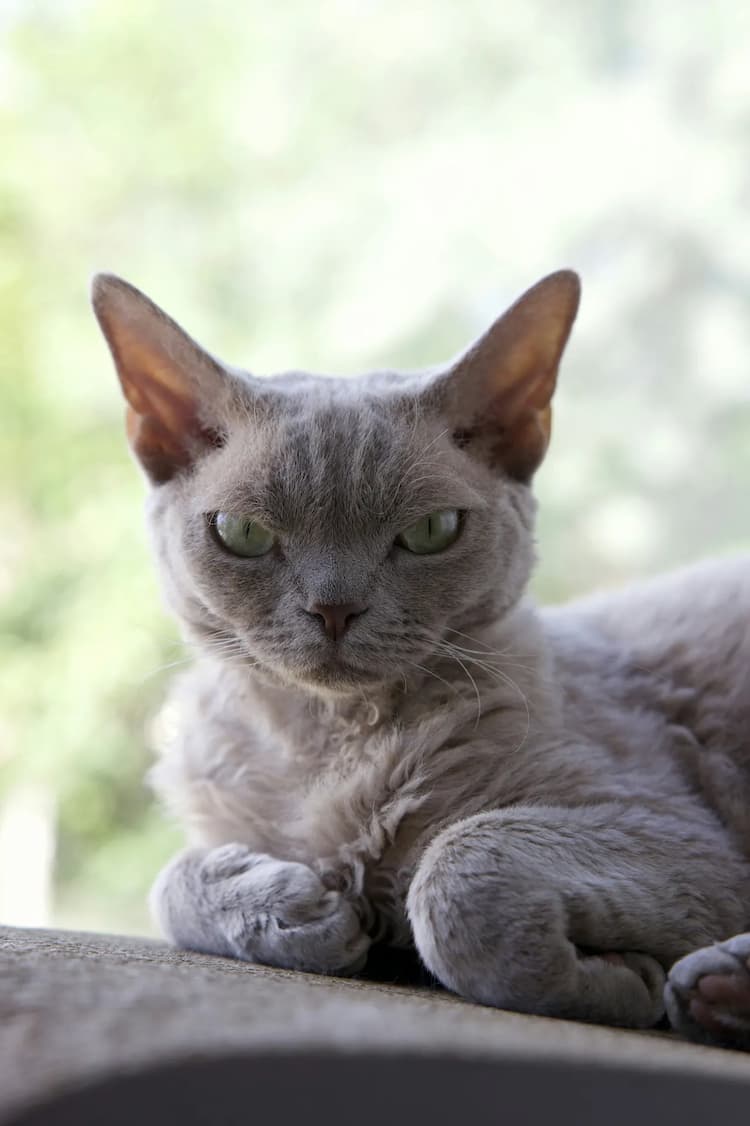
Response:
[291, 661, 389, 696]
[264, 651, 392, 697]
[223, 645, 387, 696]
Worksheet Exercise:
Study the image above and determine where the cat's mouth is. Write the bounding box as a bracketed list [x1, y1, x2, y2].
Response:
[223, 626, 403, 694]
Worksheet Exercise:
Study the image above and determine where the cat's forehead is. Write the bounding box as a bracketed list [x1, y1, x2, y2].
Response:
[254, 368, 429, 458]
[193, 373, 484, 534]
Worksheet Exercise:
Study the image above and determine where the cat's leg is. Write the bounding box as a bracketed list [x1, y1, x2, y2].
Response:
[407, 804, 750, 1028]
[150, 844, 371, 975]
[665, 935, 750, 1048]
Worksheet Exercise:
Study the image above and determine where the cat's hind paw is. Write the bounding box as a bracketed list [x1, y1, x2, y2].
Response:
[665, 933, 750, 1049]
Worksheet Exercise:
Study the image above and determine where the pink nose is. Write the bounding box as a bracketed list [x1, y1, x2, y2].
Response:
[307, 602, 368, 641]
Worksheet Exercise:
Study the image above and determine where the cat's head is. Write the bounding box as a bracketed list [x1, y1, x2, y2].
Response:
[92, 271, 579, 695]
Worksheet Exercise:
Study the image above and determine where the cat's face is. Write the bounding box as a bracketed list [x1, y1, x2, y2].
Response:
[146, 383, 538, 692]
[93, 271, 579, 695]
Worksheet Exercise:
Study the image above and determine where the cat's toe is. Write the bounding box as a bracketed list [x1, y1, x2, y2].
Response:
[266, 892, 371, 976]
[720, 933, 750, 964]
[621, 952, 666, 1010]
[665, 934, 750, 1049]
[598, 952, 666, 1027]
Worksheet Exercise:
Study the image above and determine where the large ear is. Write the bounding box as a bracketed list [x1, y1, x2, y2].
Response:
[430, 270, 580, 482]
[91, 274, 239, 484]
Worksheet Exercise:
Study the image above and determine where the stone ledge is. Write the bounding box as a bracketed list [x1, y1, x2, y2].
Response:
[2, 925, 749, 1124]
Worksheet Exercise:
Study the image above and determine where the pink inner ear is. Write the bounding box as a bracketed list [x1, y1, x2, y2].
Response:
[490, 406, 551, 483]
[93, 276, 233, 482]
[467, 351, 555, 435]
[125, 380, 223, 484]
[126, 409, 190, 483]
[456, 399, 552, 484]
[133, 370, 199, 435]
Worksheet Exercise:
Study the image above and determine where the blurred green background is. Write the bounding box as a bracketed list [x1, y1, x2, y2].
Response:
[1, 0, 748, 935]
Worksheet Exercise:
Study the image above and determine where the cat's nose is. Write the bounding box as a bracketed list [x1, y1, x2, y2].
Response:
[306, 601, 368, 642]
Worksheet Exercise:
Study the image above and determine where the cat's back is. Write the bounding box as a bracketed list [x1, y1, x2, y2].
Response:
[547, 555, 749, 688]
[543, 556, 750, 843]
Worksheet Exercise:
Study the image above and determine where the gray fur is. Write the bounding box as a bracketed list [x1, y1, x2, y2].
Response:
[92, 271, 750, 1036]
[149, 844, 369, 973]
[665, 934, 750, 1047]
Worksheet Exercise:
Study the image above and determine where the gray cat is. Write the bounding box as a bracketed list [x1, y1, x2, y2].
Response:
[92, 270, 750, 1047]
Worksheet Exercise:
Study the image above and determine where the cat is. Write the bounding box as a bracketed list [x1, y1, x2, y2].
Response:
[92, 269, 750, 1047]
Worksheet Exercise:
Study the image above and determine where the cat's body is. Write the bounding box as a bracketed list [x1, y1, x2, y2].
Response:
[92, 270, 750, 1042]
[153, 554, 750, 957]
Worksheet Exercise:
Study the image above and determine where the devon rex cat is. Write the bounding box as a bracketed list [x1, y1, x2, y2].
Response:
[93, 270, 750, 1047]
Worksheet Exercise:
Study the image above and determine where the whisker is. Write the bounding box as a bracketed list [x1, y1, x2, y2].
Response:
[443, 626, 533, 660]
[437, 642, 531, 753]
[436, 648, 482, 727]
[413, 625, 539, 677]
[402, 658, 461, 698]
[438, 646, 538, 677]
[139, 655, 195, 680]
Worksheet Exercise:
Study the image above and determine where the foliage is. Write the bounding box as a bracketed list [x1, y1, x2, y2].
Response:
[1, 0, 748, 933]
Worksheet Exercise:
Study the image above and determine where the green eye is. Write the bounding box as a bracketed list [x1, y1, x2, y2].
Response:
[212, 513, 275, 557]
[396, 510, 461, 554]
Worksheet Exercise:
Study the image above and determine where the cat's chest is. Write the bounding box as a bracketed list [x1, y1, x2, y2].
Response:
[275, 703, 540, 935]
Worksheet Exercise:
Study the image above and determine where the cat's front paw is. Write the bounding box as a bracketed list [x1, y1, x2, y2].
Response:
[665, 933, 750, 1049]
[151, 844, 371, 976]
